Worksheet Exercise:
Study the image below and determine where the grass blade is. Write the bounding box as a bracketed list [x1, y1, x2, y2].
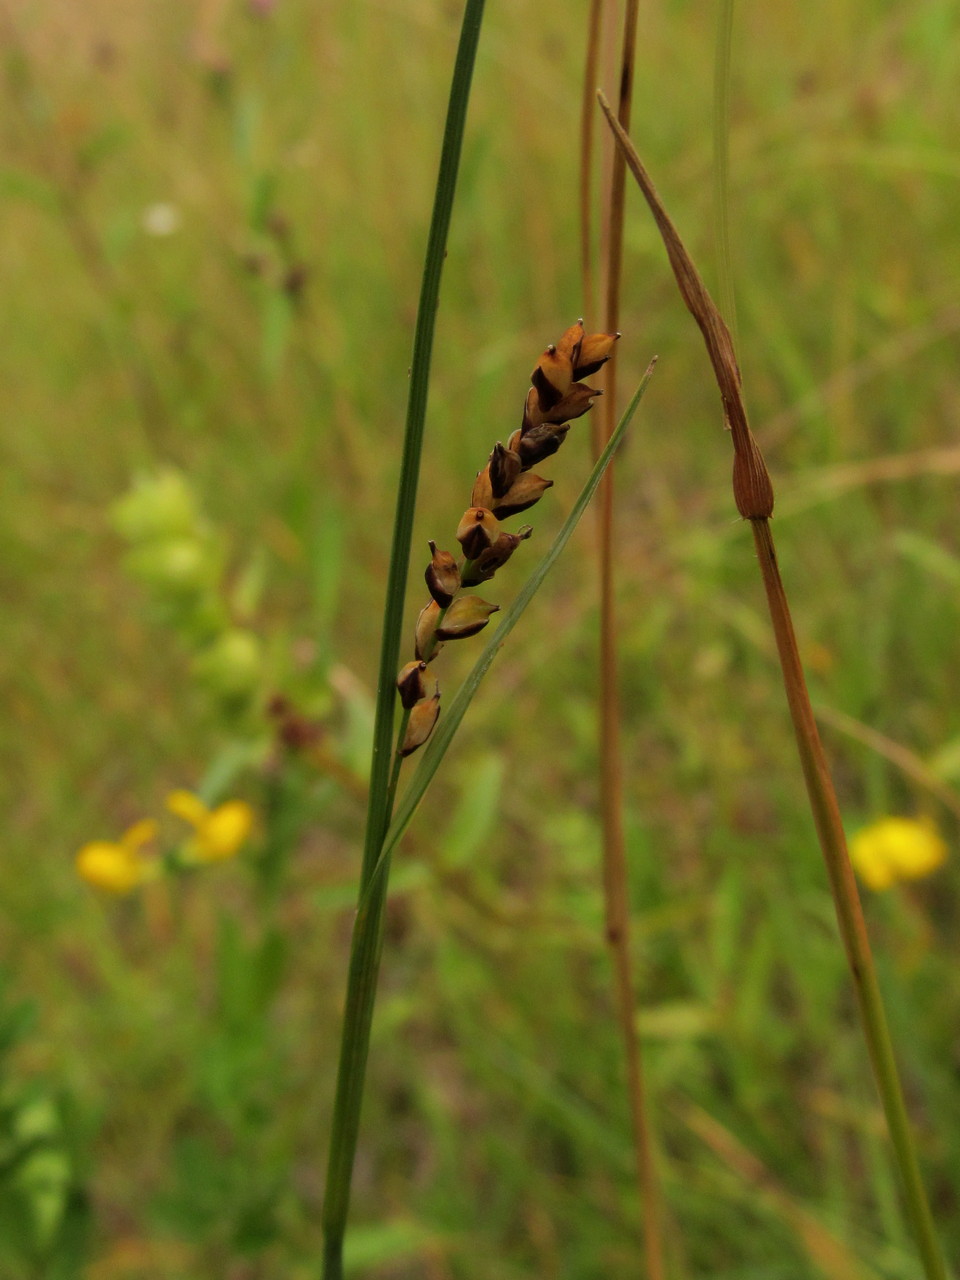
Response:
[321, 4, 486, 1276]
[358, 0, 486, 893]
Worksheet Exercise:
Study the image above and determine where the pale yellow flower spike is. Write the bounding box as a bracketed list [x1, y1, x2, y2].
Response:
[75, 818, 159, 894]
[166, 791, 255, 863]
[849, 817, 947, 891]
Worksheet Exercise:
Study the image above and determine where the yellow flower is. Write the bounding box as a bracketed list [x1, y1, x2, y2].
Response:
[166, 790, 255, 863]
[849, 816, 947, 891]
[76, 819, 159, 894]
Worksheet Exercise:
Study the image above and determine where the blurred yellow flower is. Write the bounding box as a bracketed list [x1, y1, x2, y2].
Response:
[849, 816, 947, 891]
[166, 790, 255, 862]
[76, 818, 158, 894]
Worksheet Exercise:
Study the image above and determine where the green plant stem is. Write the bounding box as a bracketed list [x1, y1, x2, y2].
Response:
[386, 710, 411, 814]
[355, 1, 485, 895]
[750, 517, 947, 1280]
[321, 2, 486, 1274]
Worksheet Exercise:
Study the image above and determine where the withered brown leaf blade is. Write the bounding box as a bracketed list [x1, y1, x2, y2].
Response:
[597, 90, 773, 521]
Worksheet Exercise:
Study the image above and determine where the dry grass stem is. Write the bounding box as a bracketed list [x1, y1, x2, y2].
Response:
[588, 11, 667, 1279]
[598, 88, 947, 1280]
[781, 444, 960, 515]
[762, 305, 960, 447]
[579, 0, 604, 319]
[680, 1104, 875, 1280]
[814, 703, 960, 823]
[597, 92, 773, 521]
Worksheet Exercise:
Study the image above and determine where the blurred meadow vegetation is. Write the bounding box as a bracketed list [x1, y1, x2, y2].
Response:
[3, 0, 960, 1277]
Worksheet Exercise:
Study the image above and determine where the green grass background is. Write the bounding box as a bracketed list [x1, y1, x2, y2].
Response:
[2, 0, 960, 1276]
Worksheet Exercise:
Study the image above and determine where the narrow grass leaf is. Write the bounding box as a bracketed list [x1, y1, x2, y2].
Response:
[322, 4, 487, 1276]
[358, 0, 488, 892]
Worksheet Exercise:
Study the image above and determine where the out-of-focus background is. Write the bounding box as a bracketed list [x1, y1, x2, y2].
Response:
[3, 1, 960, 1276]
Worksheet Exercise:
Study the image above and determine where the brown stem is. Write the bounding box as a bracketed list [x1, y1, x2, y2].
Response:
[579, 0, 604, 321]
[598, 90, 947, 1280]
[595, 7, 666, 1278]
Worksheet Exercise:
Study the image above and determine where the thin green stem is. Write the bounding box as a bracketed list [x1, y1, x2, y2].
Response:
[751, 518, 948, 1280]
[321, 3, 486, 1273]
[386, 711, 410, 817]
[356, 2, 486, 894]
[322, 1238, 343, 1280]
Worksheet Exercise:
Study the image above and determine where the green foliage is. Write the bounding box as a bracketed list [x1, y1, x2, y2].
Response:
[148, 917, 292, 1264]
[0, 977, 90, 1280]
[3, 0, 960, 1277]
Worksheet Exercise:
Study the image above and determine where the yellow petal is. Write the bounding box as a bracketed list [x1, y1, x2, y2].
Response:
[193, 801, 255, 861]
[76, 841, 143, 894]
[120, 817, 159, 852]
[166, 790, 210, 830]
[850, 817, 947, 891]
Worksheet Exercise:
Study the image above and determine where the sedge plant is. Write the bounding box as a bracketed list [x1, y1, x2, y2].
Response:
[319, 3, 656, 1274]
[599, 91, 949, 1280]
[320, 0, 487, 1262]
[323, 313, 653, 1272]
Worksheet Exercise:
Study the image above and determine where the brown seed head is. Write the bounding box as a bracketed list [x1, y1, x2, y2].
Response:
[537, 381, 602, 426]
[415, 599, 442, 661]
[456, 506, 500, 560]
[521, 386, 544, 435]
[435, 595, 500, 641]
[461, 527, 532, 585]
[488, 442, 522, 499]
[574, 331, 619, 379]
[400, 685, 441, 757]
[396, 659, 428, 709]
[516, 423, 569, 469]
[398, 320, 619, 717]
[471, 465, 494, 511]
[424, 540, 461, 607]
[492, 472, 553, 519]
[531, 344, 573, 409]
[555, 319, 585, 368]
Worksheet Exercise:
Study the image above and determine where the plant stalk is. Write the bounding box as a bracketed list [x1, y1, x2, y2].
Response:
[578, 0, 603, 319]
[750, 517, 947, 1280]
[321, 3, 486, 1273]
[597, 93, 948, 1280]
[594, 4, 666, 1275]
